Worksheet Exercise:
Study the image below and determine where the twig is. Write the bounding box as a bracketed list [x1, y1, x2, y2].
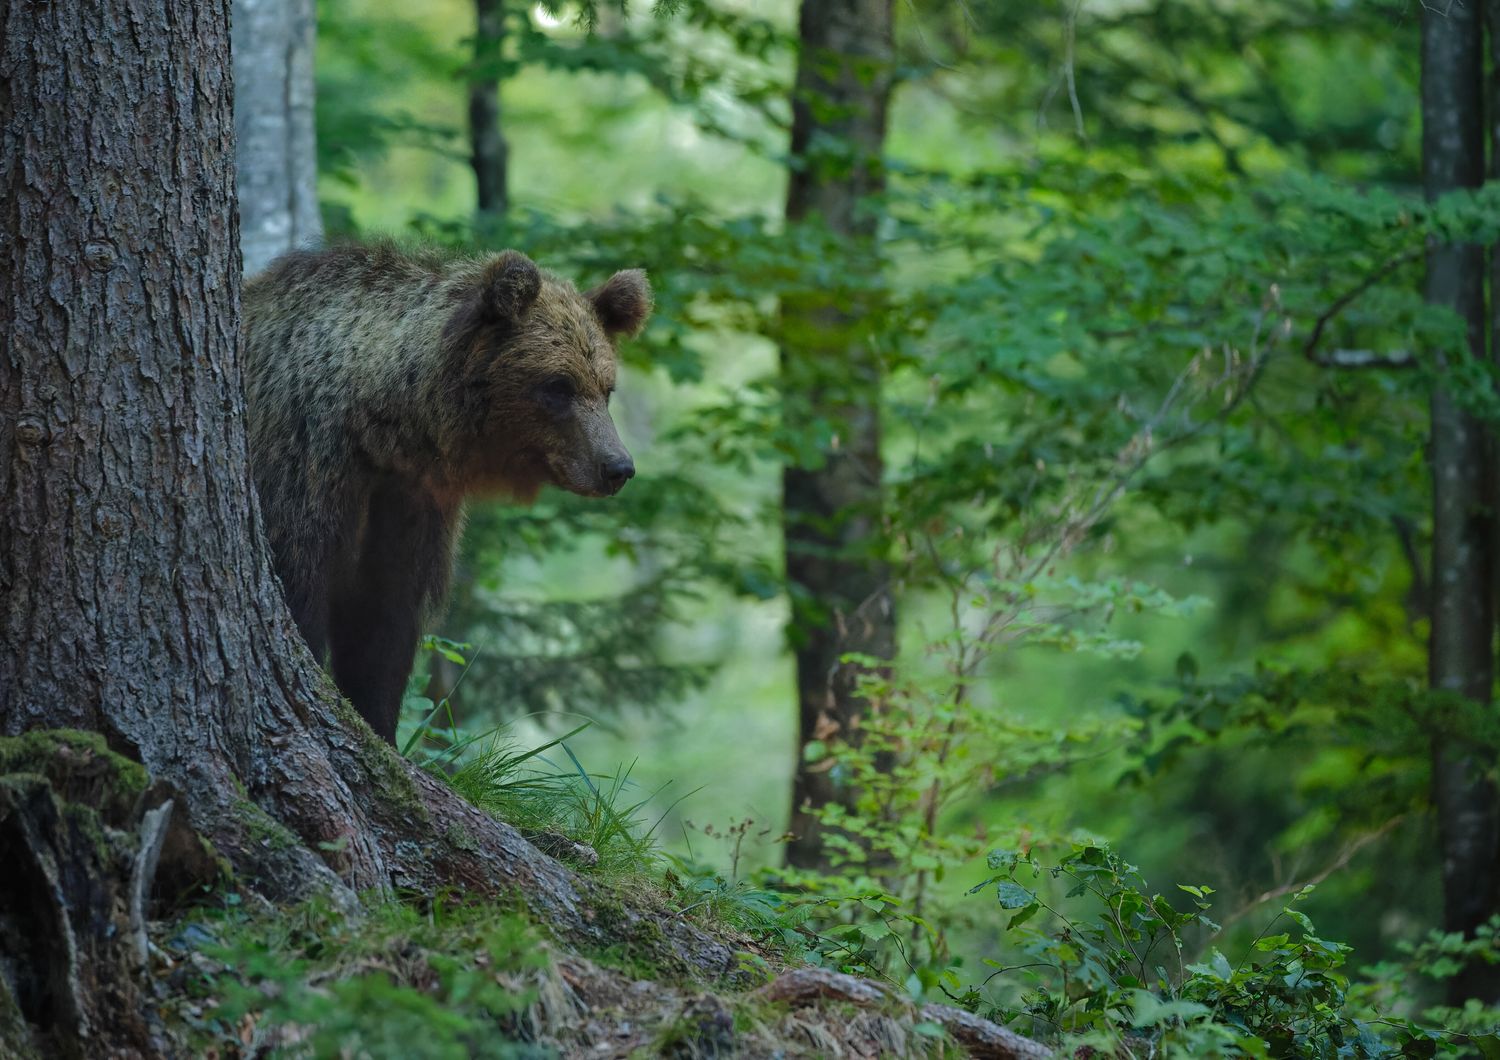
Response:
[130, 800, 175, 968]
[1302, 249, 1421, 369]
[1063, 0, 1086, 140]
[1217, 815, 1407, 931]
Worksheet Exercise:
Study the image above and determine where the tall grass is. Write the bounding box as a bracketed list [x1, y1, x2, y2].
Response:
[408, 710, 687, 878]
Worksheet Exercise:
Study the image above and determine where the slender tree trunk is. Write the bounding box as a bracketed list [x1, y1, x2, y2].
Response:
[0, 4, 734, 1046]
[781, 0, 896, 870]
[233, 0, 321, 275]
[469, 0, 509, 219]
[1423, 0, 1500, 1004]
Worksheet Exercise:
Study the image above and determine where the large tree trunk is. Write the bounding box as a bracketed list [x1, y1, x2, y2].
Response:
[1422, 0, 1499, 1005]
[232, 0, 321, 274]
[1, 0, 360, 901]
[0, 2, 735, 1048]
[469, 0, 509, 219]
[781, 0, 896, 870]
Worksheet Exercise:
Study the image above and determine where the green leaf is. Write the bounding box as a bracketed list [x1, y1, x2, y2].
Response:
[1400, 1037, 1437, 1059]
[1008, 903, 1041, 929]
[1471, 1034, 1500, 1060]
[986, 849, 1020, 871]
[997, 882, 1036, 909]
[1284, 909, 1314, 933]
[1128, 990, 1211, 1028]
[1212, 949, 1232, 982]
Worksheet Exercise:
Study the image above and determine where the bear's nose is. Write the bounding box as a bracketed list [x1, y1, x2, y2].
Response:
[601, 457, 636, 494]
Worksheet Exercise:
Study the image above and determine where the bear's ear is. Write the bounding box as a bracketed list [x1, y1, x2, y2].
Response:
[482, 250, 542, 321]
[586, 269, 652, 338]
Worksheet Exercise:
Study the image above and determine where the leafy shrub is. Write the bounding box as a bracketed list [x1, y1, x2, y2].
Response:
[966, 843, 1496, 1058]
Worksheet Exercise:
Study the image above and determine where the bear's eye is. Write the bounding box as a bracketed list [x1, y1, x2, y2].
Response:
[536, 377, 577, 414]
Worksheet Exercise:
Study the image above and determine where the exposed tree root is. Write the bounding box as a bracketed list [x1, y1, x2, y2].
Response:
[757, 968, 1052, 1059]
[1, 731, 1048, 1059]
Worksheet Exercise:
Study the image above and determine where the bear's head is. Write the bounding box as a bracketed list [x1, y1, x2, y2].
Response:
[446, 250, 652, 503]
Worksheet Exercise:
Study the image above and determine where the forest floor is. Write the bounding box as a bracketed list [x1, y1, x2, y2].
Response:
[147, 865, 1049, 1058]
[0, 728, 1048, 1059]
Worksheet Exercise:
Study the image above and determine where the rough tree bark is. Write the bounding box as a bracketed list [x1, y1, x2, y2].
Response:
[232, 0, 321, 274]
[469, 0, 510, 219]
[1422, 0, 1500, 1005]
[0, 1, 735, 1049]
[781, 0, 897, 870]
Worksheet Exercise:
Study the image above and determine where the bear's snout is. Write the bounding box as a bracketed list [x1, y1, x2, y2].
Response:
[601, 456, 635, 495]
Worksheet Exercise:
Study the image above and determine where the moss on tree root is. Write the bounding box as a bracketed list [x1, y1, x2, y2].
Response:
[327, 692, 425, 818]
[0, 729, 151, 823]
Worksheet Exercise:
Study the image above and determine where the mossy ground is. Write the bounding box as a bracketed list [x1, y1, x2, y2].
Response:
[153, 887, 956, 1059]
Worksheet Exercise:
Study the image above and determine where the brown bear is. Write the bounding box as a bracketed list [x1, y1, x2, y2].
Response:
[242, 241, 650, 743]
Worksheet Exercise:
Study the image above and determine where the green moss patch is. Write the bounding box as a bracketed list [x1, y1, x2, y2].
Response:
[0, 729, 150, 826]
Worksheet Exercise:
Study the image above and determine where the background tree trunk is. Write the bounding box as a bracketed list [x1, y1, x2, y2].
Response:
[0, 5, 736, 1048]
[233, 0, 321, 275]
[1422, 0, 1500, 1004]
[781, 0, 896, 870]
[420, 0, 512, 718]
[469, 0, 509, 219]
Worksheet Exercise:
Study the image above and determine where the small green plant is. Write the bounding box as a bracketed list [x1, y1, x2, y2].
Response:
[759, 576, 1193, 997]
[406, 705, 683, 880]
[398, 634, 477, 761]
[667, 862, 803, 958]
[1353, 921, 1500, 1049]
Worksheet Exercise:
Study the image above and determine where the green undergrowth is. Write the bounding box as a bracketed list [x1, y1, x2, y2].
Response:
[958, 843, 1500, 1058]
[152, 708, 1500, 1058]
[158, 887, 949, 1059]
[399, 692, 822, 978]
[164, 895, 549, 1058]
[387, 671, 1500, 1056]
[400, 660, 688, 883]
[449, 731, 673, 877]
[397, 695, 808, 985]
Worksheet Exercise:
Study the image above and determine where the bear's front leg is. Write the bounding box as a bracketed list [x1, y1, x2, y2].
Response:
[328, 481, 452, 744]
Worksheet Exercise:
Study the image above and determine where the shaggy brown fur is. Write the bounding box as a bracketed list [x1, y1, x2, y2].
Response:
[243, 242, 651, 743]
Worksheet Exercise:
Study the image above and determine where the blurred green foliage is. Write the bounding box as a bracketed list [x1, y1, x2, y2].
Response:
[311, 0, 1500, 1048]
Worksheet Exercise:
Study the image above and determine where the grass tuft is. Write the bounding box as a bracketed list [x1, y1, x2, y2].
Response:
[404, 707, 688, 880]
